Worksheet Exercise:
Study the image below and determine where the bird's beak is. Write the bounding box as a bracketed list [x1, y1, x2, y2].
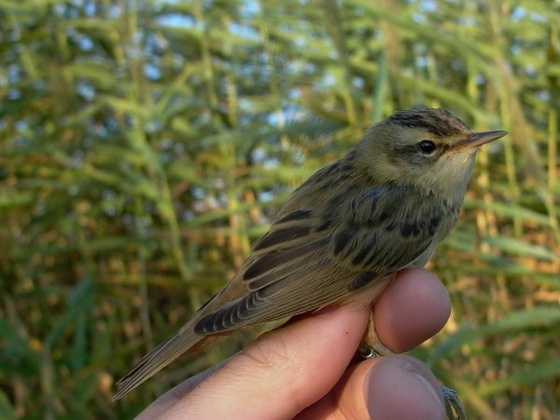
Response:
[466, 130, 508, 148]
[449, 130, 507, 153]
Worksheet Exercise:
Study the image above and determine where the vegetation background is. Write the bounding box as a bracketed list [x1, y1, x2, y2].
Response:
[1, 0, 559, 418]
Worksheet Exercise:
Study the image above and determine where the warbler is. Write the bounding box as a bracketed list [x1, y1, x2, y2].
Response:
[114, 108, 506, 419]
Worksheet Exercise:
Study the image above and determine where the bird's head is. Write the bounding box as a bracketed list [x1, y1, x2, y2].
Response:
[356, 108, 507, 198]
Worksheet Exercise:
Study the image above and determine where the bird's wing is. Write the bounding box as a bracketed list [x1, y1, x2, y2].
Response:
[194, 183, 444, 334]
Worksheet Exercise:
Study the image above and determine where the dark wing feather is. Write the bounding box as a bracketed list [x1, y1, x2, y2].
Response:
[194, 182, 452, 334]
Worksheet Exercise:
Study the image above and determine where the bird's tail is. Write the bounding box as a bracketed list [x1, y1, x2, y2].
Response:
[113, 321, 207, 400]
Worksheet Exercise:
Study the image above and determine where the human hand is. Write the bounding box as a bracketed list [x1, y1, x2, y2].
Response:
[137, 268, 452, 419]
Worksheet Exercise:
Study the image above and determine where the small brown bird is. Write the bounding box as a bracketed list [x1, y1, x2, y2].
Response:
[114, 108, 506, 418]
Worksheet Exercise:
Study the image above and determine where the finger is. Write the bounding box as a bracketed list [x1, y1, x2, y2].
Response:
[147, 305, 370, 419]
[374, 268, 451, 353]
[296, 355, 446, 420]
[136, 359, 230, 419]
[364, 355, 447, 419]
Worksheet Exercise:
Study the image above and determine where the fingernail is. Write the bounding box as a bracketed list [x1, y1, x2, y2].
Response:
[401, 359, 445, 412]
[365, 356, 446, 419]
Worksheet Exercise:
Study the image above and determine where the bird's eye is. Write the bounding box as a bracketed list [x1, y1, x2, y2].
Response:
[418, 140, 437, 155]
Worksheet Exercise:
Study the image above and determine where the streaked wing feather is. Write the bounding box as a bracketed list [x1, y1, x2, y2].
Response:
[195, 184, 447, 334]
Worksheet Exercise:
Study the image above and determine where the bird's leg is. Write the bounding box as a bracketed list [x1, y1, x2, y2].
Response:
[358, 332, 392, 359]
[360, 314, 467, 420]
[359, 310, 396, 359]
